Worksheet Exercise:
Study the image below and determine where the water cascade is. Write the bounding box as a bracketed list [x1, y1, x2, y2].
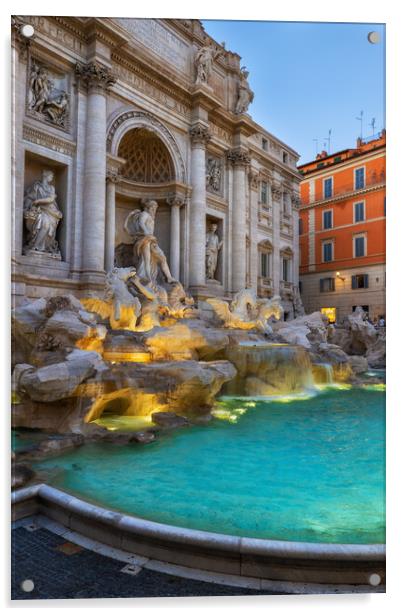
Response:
[223, 342, 315, 397]
[311, 362, 334, 385]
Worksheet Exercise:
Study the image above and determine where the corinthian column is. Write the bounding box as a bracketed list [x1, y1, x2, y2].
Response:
[271, 182, 282, 295]
[227, 148, 250, 292]
[75, 62, 116, 278]
[105, 171, 120, 272]
[248, 169, 259, 291]
[167, 195, 184, 280]
[189, 123, 210, 289]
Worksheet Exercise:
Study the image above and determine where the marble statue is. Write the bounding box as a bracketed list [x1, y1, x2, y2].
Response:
[206, 157, 221, 192]
[124, 199, 176, 287]
[194, 43, 223, 85]
[28, 63, 69, 127]
[234, 67, 254, 115]
[23, 170, 63, 256]
[292, 286, 305, 317]
[205, 223, 223, 280]
[207, 289, 283, 334]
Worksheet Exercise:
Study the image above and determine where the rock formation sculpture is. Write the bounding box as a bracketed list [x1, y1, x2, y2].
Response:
[207, 289, 283, 334]
[123, 199, 176, 287]
[205, 223, 223, 280]
[234, 67, 254, 115]
[23, 170, 63, 256]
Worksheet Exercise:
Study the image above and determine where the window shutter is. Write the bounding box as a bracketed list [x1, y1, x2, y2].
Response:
[320, 279, 324, 292]
[364, 274, 369, 288]
[330, 278, 335, 291]
[351, 275, 357, 289]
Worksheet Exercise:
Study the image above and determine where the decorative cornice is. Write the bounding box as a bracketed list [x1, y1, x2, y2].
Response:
[226, 148, 251, 167]
[75, 61, 116, 92]
[189, 123, 211, 145]
[23, 124, 76, 157]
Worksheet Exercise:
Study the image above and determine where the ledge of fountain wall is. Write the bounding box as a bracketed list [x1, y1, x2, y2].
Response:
[11, 484, 386, 587]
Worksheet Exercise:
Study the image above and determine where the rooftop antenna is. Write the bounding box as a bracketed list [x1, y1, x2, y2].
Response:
[323, 129, 332, 154]
[370, 117, 376, 136]
[356, 110, 364, 139]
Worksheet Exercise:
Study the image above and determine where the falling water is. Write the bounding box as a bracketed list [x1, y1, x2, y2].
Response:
[223, 342, 315, 397]
[311, 362, 334, 385]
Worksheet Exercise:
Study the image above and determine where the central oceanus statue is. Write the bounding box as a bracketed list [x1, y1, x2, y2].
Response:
[207, 289, 283, 334]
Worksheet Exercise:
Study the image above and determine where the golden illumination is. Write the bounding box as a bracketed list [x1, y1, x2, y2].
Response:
[321, 307, 336, 323]
[103, 351, 152, 363]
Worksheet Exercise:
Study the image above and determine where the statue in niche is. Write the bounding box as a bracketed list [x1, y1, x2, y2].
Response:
[124, 199, 176, 287]
[194, 43, 223, 85]
[206, 157, 221, 192]
[23, 170, 63, 256]
[205, 223, 223, 280]
[28, 63, 69, 127]
[235, 67, 254, 115]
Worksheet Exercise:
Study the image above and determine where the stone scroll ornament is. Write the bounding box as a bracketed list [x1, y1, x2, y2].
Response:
[23, 170, 63, 257]
[205, 223, 223, 280]
[194, 42, 224, 85]
[28, 63, 69, 127]
[234, 66, 254, 115]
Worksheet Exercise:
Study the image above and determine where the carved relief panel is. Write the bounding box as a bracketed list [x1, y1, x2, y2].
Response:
[205, 155, 223, 196]
[26, 59, 70, 130]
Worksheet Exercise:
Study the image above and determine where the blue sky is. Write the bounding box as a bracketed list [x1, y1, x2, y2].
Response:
[202, 20, 385, 164]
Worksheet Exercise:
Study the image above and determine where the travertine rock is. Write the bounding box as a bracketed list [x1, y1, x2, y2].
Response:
[348, 355, 369, 374]
[315, 343, 353, 381]
[143, 320, 229, 360]
[273, 311, 328, 349]
[151, 412, 189, 429]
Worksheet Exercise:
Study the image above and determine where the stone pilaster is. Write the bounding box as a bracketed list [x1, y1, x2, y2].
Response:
[271, 181, 282, 295]
[105, 171, 121, 272]
[227, 148, 250, 293]
[248, 169, 259, 291]
[167, 195, 184, 281]
[291, 192, 301, 288]
[76, 62, 116, 278]
[189, 122, 210, 289]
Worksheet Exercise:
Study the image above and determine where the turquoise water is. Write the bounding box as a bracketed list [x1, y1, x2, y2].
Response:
[33, 387, 385, 544]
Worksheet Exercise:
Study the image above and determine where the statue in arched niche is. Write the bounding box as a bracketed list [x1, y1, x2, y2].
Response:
[124, 199, 176, 287]
[23, 169, 63, 256]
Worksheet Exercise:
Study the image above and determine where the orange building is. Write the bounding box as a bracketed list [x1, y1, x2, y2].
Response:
[298, 131, 385, 323]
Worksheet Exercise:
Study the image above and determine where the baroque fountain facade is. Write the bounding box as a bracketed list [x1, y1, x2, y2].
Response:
[11, 16, 386, 591]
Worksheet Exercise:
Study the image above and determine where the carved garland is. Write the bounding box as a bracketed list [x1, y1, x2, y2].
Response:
[107, 110, 186, 184]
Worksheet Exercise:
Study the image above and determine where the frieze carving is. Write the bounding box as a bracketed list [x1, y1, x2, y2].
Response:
[189, 123, 211, 145]
[226, 148, 251, 166]
[206, 156, 222, 193]
[27, 61, 70, 129]
[107, 110, 186, 183]
[75, 61, 116, 92]
[23, 124, 76, 157]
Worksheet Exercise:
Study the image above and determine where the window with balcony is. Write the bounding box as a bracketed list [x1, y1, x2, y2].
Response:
[354, 201, 365, 222]
[282, 258, 290, 282]
[323, 210, 333, 229]
[323, 241, 333, 262]
[260, 181, 268, 204]
[260, 252, 271, 278]
[319, 277, 335, 292]
[324, 177, 333, 199]
[355, 167, 365, 189]
[352, 274, 369, 289]
[354, 235, 366, 258]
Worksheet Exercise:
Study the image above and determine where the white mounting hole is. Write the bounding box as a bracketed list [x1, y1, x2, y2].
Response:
[368, 573, 381, 586]
[21, 579, 35, 592]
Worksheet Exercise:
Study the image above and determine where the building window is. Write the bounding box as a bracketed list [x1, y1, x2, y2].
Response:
[324, 177, 333, 199]
[260, 252, 271, 278]
[351, 274, 369, 289]
[262, 138, 268, 151]
[354, 235, 366, 257]
[260, 181, 268, 204]
[355, 167, 365, 189]
[319, 277, 335, 292]
[298, 218, 303, 234]
[282, 258, 290, 281]
[323, 210, 333, 229]
[283, 192, 290, 214]
[283, 151, 288, 164]
[321, 307, 337, 324]
[323, 241, 333, 262]
[353, 305, 369, 314]
[354, 201, 365, 222]
[334, 156, 342, 163]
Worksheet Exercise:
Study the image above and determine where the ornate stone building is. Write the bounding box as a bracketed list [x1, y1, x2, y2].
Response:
[12, 16, 301, 317]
